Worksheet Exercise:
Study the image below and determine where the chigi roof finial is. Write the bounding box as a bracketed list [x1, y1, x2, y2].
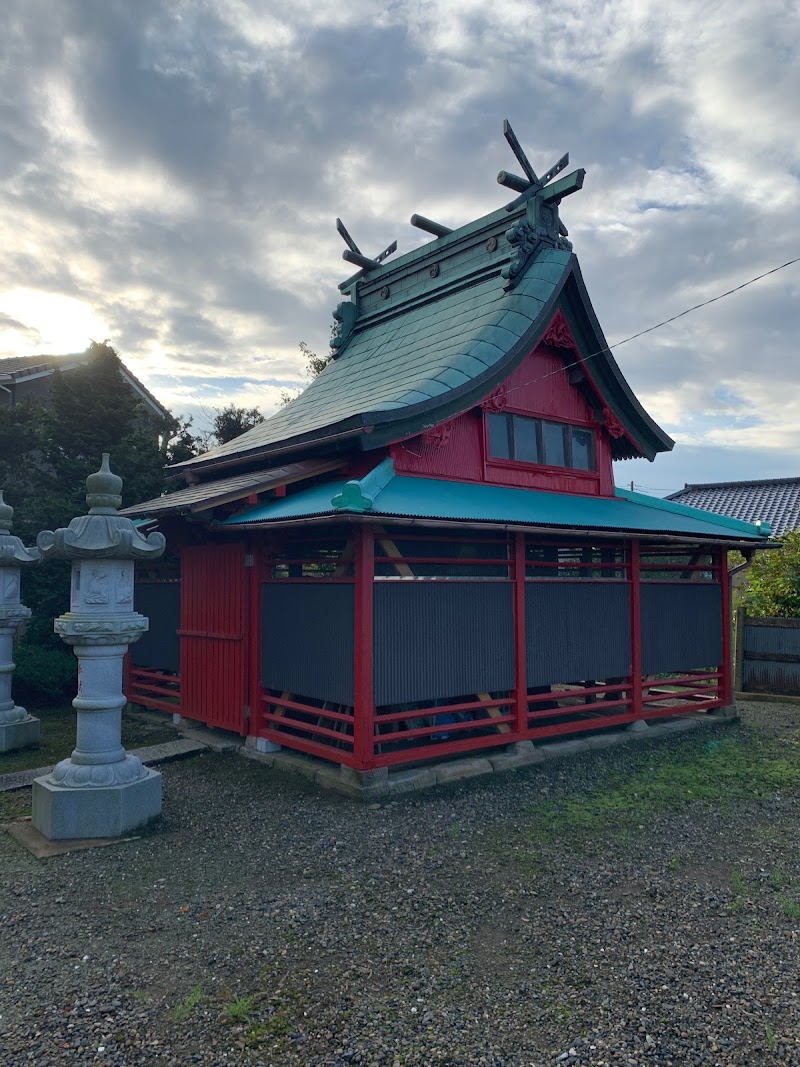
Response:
[336, 218, 397, 274]
[497, 119, 583, 213]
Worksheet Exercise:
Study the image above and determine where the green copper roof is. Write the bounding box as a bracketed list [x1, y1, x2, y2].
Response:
[176, 132, 672, 476]
[223, 459, 769, 542]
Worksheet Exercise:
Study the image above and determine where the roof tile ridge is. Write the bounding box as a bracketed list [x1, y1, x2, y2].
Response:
[670, 476, 800, 493]
[616, 486, 771, 537]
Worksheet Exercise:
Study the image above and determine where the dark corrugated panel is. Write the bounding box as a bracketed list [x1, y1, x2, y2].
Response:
[262, 583, 355, 706]
[744, 624, 800, 656]
[131, 583, 180, 671]
[743, 661, 800, 695]
[640, 583, 721, 674]
[373, 581, 515, 706]
[525, 582, 631, 685]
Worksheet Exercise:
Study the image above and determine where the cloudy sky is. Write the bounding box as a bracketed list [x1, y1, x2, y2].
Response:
[1, 0, 798, 493]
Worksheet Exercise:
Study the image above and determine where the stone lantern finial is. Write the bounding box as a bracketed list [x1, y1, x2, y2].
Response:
[86, 453, 123, 513]
[0, 491, 41, 753]
[32, 455, 166, 840]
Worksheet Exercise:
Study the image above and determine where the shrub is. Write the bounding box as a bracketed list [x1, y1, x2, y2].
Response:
[743, 530, 800, 618]
[13, 642, 75, 708]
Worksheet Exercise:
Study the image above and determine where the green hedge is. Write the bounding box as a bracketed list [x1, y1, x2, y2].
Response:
[13, 642, 76, 708]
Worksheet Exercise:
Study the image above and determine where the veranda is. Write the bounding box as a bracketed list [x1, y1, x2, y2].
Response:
[127, 523, 732, 772]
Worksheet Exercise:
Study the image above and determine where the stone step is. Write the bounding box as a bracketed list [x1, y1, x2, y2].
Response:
[0, 737, 207, 793]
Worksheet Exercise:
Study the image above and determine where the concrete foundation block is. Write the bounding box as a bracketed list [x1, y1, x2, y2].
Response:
[31, 767, 162, 840]
[435, 757, 493, 784]
[657, 717, 699, 734]
[0, 714, 40, 754]
[388, 767, 439, 795]
[510, 740, 537, 756]
[489, 746, 546, 772]
[584, 731, 628, 749]
[626, 719, 649, 733]
[339, 765, 389, 790]
[540, 739, 589, 759]
[245, 735, 282, 754]
[172, 713, 184, 726]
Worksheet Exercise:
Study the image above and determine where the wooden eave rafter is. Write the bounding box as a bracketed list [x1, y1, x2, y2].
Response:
[121, 459, 345, 519]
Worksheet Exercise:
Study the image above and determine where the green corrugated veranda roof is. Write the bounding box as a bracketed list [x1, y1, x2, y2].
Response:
[222, 459, 770, 542]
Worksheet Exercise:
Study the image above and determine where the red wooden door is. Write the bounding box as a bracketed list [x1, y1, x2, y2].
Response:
[179, 542, 248, 734]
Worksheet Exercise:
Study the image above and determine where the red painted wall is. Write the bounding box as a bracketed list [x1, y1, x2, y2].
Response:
[180, 542, 249, 734]
[391, 343, 616, 496]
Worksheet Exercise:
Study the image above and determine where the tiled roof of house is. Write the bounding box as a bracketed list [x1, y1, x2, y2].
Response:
[0, 352, 169, 421]
[666, 478, 800, 537]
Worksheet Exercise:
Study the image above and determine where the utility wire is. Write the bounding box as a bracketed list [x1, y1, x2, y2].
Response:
[504, 256, 800, 398]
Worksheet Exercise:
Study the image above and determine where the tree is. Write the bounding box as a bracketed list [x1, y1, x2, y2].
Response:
[5, 341, 202, 644]
[742, 531, 800, 618]
[280, 341, 332, 406]
[211, 404, 265, 446]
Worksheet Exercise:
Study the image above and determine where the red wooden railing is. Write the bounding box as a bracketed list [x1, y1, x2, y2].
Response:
[255, 531, 731, 771]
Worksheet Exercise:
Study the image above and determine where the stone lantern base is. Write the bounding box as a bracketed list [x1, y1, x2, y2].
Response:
[0, 711, 41, 753]
[32, 766, 162, 840]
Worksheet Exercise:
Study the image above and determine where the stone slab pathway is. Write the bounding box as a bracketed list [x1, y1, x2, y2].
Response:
[0, 737, 207, 793]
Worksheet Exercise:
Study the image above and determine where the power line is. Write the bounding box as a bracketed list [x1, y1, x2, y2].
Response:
[504, 255, 800, 398]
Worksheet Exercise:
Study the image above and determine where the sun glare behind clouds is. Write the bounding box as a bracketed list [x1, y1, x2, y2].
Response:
[0, 289, 109, 358]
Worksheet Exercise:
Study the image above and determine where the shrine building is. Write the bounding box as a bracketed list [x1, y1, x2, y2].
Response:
[123, 124, 770, 788]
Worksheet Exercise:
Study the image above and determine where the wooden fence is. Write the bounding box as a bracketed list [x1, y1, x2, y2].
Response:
[735, 608, 800, 697]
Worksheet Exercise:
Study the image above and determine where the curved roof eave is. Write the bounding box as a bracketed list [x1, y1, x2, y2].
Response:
[174, 252, 672, 475]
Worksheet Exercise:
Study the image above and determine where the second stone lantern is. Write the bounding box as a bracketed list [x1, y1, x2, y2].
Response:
[32, 455, 166, 840]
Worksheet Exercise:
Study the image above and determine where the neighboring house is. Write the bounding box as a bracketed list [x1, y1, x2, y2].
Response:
[122, 124, 770, 791]
[0, 352, 170, 427]
[667, 478, 800, 538]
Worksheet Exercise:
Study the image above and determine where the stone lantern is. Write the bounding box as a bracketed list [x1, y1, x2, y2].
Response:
[32, 455, 166, 840]
[0, 491, 41, 753]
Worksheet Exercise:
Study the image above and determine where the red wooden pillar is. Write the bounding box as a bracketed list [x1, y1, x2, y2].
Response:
[513, 532, 528, 738]
[246, 541, 261, 735]
[353, 524, 375, 769]
[629, 539, 643, 720]
[719, 547, 733, 706]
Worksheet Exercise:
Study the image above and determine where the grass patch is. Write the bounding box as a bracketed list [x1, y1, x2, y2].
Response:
[0, 789, 32, 821]
[224, 995, 256, 1023]
[519, 733, 800, 842]
[770, 865, 790, 892]
[0, 706, 176, 774]
[765, 1022, 777, 1054]
[170, 985, 204, 1022]
[778, 896, 800, 920]
[246, 1012, 293, 1048]
[488, 727, 800, 875]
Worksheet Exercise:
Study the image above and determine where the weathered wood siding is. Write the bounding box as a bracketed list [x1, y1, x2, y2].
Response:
[739, 614, 800, 696]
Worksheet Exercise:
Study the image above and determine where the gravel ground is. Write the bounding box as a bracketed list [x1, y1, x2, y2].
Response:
[2, 700, 800, 1067]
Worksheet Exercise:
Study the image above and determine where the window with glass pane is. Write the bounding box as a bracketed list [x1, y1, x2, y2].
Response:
[542, 420, 567, 467]
[487, 413, 512, 459]
[487, 411, 595, 472]
[513, 414, 539, 462]
[570, 427, 594, 470]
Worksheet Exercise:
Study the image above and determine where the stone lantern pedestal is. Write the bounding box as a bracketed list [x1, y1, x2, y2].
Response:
[32, 455, 166, 840]
[0, 492, 41, 753]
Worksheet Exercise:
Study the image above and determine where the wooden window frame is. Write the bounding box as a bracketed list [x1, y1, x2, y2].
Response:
[484, 408, 599, 479]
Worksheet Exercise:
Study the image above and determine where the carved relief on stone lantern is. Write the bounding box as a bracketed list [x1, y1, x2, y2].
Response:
[0, 491, 41, 753]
